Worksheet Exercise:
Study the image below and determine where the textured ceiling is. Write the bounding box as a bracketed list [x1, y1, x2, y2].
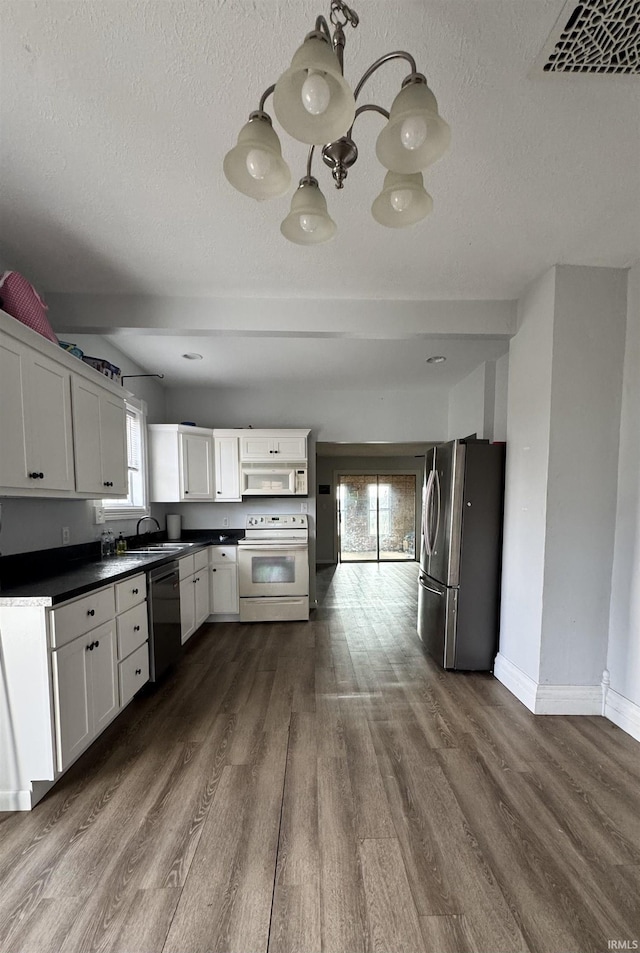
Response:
[0, 0, 638, 387]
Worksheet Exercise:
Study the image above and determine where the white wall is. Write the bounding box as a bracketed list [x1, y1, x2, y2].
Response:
[498, 265, 628, 711]
[607, 262, 640, 718]
[0, 338, 167, 556]
[499, 268, 556, 682]
[448, 364, 488, 440]
[165, 384, 449, 443]
[540, 267, 626, 685]
[493, 353, 509, 442]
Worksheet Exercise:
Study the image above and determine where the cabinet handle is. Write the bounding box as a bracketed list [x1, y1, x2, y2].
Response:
[132, 588, 139, 594]
[103, 481, 113, 487]
[135, 668, 142, 675]
[87, 641, 95, 651]
[87, 609, 95, 616]
[134, 625, 140, 631]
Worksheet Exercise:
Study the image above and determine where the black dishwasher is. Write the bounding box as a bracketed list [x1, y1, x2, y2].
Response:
[147, 561, 181, 681]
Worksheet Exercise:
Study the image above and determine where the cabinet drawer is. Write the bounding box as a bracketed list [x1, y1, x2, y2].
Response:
[114, 573, 147, 614]
[116, 601, 149, 660]
[178, 554, 195, 579]
[118, 642, 149, 707]
[209, 545, 237, 564]
[51, 586, 115, 648]
[194, 548, 209, 573]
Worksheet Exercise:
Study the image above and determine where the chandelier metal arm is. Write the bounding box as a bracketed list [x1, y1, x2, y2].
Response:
[258, 84, 276, 112]
[306, 145, 316, 179]
[353, 51, 418, 101]
[315, 16, 332, 41]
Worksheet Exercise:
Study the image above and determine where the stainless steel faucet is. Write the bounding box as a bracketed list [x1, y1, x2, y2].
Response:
[136, 516, 161, 536]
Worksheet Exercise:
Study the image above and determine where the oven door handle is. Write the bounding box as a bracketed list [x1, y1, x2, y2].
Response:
[239, 543, 308, 553]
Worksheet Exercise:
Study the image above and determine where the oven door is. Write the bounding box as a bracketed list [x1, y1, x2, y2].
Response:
[238, 543, 309, 597]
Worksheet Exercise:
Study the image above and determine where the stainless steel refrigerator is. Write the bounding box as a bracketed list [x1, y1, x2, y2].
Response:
[418, 439, 505, 670]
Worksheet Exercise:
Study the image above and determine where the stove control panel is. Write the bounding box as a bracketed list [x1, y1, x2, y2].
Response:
[246, 514, 308, 529]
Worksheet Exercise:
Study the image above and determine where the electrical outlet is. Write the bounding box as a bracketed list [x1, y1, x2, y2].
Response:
[222, 517, 230, 527]
[62, 526, 70, 545]
[93, 505, 105, 525]
[300, 502, 308, 513]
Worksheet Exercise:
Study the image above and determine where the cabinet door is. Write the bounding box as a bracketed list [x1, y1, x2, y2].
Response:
[180, 432, 214, 499]
[71, 377, 102, 493]
[214, 435, 241, 501]
[72, 379, 127, 496]
[211, 563, 239, 614]
[194, 571, 210, 628]
[90, 622, 120, 733]
[24, 350, 75, 491]
[0, 334, 29, 489]
[180, 575, 196, 643]
[52, 635, 92, 772]
[98, 391, 128, 496]
[273, 435, 307, 460]
[239, 435, 273, 461]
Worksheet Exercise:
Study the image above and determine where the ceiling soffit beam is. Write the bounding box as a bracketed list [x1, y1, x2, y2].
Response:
[47, 294, 517, 339]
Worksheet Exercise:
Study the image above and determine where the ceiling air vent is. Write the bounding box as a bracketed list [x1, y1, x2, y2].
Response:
[536, 0, 640, 75]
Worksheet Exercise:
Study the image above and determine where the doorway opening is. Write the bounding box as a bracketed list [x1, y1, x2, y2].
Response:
[337, 473, 417, 562]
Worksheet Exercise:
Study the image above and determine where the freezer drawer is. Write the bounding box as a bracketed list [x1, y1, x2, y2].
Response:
[417, 573, 457, 669]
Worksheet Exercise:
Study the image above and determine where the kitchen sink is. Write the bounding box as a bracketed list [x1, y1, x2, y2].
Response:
[125, 542, 201, 556]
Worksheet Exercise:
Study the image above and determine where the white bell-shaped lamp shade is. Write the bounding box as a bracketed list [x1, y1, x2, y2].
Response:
[371, 171, 433, 228]
[223, 114, 291, 200]
[280, 178, 336, 244]
[273, 34, 356, 145]
[376, 78, 450, 174]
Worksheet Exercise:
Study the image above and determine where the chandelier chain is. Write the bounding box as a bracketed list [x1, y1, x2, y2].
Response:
[330, 0, 359, 29]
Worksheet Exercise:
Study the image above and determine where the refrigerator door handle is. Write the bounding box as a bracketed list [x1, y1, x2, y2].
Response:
[418, 575, 444, 597]
[432, 468, 441, 554]
[423, 470, 435, 555]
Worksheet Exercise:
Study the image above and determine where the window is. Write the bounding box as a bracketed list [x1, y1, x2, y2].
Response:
[103, 399, 149, 519]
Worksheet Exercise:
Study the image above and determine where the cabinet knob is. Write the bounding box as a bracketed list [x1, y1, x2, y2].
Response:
[135, 668, 142, 675]
[86, 643, 92, 651]
[134, 625, 140, 631]
[88, 609, 95, 616]
[95, 640, 100, 647]
[221, 552, 226, 557]
[132, 588, 139, 594]
[212, 567, 217, 572]
[217, 490, 221, 494]
[185, 490, 189, 494]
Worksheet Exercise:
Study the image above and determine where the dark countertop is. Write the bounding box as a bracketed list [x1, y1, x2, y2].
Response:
[0, 529, 244, 607]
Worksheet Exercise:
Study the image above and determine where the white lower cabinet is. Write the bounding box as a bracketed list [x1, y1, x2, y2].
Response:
[210, 545, 239, 615]
[115, 572, 149, 704]
[52, 619, 119, 773]
[179, 549, 211, 643]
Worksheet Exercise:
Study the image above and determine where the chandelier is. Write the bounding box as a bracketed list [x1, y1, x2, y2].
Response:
[223, 0, 450, 244]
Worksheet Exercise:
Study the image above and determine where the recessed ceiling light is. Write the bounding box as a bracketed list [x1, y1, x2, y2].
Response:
[182, 353, 203, 360]
[426, 355, 446, 364]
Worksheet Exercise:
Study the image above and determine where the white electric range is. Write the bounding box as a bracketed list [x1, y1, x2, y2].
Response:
[237, 514, 309, 622]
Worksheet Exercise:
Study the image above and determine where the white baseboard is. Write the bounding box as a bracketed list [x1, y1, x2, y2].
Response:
[493, 653, 601, 715]
[0, 788, 33, 811]
[494, 653, 537, 711]
[604, 688, 640, 743]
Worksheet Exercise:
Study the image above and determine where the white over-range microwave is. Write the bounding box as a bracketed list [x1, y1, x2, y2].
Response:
[241, 465, 308, 496]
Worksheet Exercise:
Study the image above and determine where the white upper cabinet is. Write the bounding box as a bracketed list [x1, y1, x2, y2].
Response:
[239, 430, 308, 463]
[72, 377, 128, 496]
[0, 333, 75, 493]
[0, 309, 129, 499]
[148, 424, 214, 502]
[213, 432, 241, 501]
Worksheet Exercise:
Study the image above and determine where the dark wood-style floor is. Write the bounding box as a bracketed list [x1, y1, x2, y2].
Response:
[1, 562, 640, 953]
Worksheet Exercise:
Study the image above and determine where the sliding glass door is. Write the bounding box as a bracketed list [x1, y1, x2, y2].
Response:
[337, 474, 416, 562]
